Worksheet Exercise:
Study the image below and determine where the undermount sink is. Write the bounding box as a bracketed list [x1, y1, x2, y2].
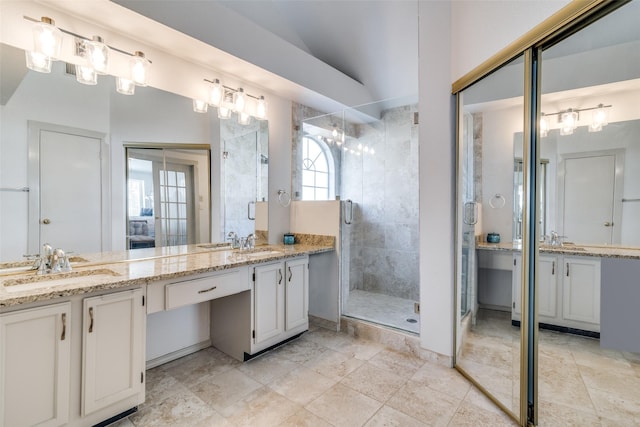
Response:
[245, 250, 282, 257]
[2, 268, 121, 293]
[197, 243, 233, 251]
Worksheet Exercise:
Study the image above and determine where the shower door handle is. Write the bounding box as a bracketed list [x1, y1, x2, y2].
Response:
[247, 201, 255, 220]
[344, 199, 353, 225]
[463, 202, 478, 225]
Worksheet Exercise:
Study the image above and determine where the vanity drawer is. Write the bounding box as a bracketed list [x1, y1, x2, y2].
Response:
[165, 268, 249, 310]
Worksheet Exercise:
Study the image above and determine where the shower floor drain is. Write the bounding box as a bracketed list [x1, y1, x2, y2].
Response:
[406, 318, 418, 324]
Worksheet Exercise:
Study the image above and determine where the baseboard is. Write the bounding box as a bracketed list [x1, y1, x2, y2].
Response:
[145, 339, 212, 369]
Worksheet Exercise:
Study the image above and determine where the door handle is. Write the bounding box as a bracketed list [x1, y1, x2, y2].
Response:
[247, 201, 256, 220]
[88, 307, 94, 333]
[61, 313, 66, 341]
[278, 269, 283, 284]
[288, 266, 292, 282]
[604, 222, 613, 227]
[463, 202, 478, 225]
[41, 218, 51, 224]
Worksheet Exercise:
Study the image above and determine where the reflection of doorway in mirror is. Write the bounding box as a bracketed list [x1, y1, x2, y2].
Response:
[28, 123, 108, 255]
[560, 152, 623, 245]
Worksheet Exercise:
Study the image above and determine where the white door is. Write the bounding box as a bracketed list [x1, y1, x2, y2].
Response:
[563, 155, 616, 245]
[538, 255, 558, 319]
[253, 262, 284, 345]
[285, 257, 308, 331]
[562, 257, 601, 326]
[153, 162, 195, 247]
[29, 123, 107, 255]
[0, 302, 71, 427]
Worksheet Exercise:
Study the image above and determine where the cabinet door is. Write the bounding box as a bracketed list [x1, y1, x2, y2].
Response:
[0, 302, 71, 427]
[285, 258, 308, 331]
[82, 289, 144, 415]
[562, 257, 601, 325]
[512, 254, 522, 317]
[538, 255, 558, 319]
[254, 262, 284, 345]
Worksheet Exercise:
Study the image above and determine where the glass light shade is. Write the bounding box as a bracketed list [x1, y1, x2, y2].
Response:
[32, 17, 62, 59]
[256, 96, 267, 120]
[589, 105, 608, 132]
[209, 79, 223, 106]
[332, 126, 338, 138]
[238, 111, 251, 125]
[25, 50, 52, 73]
[129, 51, 150, 86]
[85, 36, 109, 74]
[218, 104, 231, 119]
[193, 99, 208, 113]
[116, 77, 135, 95]
[539, 114, 549, 137]
[560, 110, 578, 136]
[75, 64, 97, 85]
[233, 88, 246, 113]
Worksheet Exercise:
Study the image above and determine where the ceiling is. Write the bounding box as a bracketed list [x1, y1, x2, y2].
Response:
[113, 0, 419, 112]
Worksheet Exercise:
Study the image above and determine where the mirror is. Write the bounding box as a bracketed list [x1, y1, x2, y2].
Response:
[0, 43, 269, 264]
[126, 146, 211, 249]
[221, 118, 269, 245]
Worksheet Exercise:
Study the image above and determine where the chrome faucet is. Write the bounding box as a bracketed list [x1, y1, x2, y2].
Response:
[227, 232, 240, 249]
[35, 243, 71, 274]
[548, 231, 566, 247]
[245, 234, 255, 250]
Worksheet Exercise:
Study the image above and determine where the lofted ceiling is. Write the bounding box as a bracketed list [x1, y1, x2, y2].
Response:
[113, 0, 419, 113]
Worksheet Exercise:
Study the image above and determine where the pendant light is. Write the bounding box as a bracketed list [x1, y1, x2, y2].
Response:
[589, 104, 608, 132]
[560, 109, 578, 136]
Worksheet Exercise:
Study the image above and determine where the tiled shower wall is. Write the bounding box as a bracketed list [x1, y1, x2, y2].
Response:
[344, 104, 419, 301]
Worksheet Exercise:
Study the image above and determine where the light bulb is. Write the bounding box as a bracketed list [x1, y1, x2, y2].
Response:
[129, 51, 150, 86]
[233, 88, 246, 113]
[218, 104, 231, 119]
[193, 99, 208, 113]
[256, 96, 267, 120]
[25, 50, 52, 73]
[32, 17, 62, 59]
[85, 36, 109, 74]
[75, 64, 97, 85]
[116, 77, 135, 95]
[589, 104, 608, 132]
[332, 126, 338, 138]
[209, 79, 223, 106]
[560, 110, 578, 136]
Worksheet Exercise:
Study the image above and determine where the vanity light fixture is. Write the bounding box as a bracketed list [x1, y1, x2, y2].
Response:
[256, 96, 267, 120]
[233, 88, 246, 113]
[541, 104, 612, 136]
[25, 50, 52, 73]
[560, 109, 578, 135]
[209, 79, 223, 106]
[193, 99, 208, 113]
[589, 104, 608, 132]
[75, 64, 97, 85]
[130, 51, 150, 86]
[32, 17, 63, 59]
[116, 77, 135, 95]
[539, 113, 549, 137]
[218, 91, 234, 119]
[81, 36, 109, 74]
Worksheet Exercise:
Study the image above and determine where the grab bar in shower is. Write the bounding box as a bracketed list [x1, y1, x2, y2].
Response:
[344, 199, 353, 225]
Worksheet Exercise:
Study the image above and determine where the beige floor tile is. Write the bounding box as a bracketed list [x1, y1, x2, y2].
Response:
[268, 365, 337, 405]
[364, 405, 426, 426]
[223, 387, 301, 427]
[537, 399, 603, 427]
[411, 361, 471, 400]
[340, 362, 407, 402]
[538, 374, 596, 415]
[303, 348, 365, 381]
[306, 383, 382, 427]
[368, 348, 425, 379]
[237, 351, 301, 385]
[190, 369, 263, 413]
[449, 400, 517, 427]
[456, 359, 514, 411]
[578, 363, 640, 395]
[273, 336, 328, 364]
[129, 388, 218, 427]
[280, 408, 334, 427]
[587, 385, 640, 424]
[304, 327, 354, 349]
[161, 347, 240, 388]
[144, 367, 189, 404]
[332, 336, 385, 361]
[386, 380, 461, 426]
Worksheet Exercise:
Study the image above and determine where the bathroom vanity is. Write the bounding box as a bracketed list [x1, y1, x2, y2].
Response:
[476, 242, 640, 340]
[0, 240, 333, 427]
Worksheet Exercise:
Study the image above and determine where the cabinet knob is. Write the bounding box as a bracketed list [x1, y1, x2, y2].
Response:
[604, 222, 613, 227]
[41, 218, 51, 224]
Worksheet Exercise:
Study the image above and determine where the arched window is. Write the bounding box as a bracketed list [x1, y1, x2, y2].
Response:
[301, 136, 334, 200]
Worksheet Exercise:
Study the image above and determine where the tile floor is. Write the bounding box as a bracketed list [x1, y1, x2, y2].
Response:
[457, 309, 640, 426]
[343, 289, 420, 334]
[113, 324, 515, 427]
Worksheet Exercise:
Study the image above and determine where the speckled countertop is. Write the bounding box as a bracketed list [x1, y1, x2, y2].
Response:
[0, 235, 334, 309]
[476, 241, 640, 260]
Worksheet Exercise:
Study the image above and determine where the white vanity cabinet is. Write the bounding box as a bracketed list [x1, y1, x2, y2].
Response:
[562, 256, 601, 328]
[211, 256, 309, 361]
[0, 302, 71, 427]
[512, 253, 600, 332]
[82, 288, 145, 416]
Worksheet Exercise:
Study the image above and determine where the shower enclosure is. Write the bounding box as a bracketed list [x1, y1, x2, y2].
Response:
[298, 97, 420, 333]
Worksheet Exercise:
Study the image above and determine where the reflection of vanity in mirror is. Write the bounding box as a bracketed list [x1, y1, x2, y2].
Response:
[0, 42, 269, 266]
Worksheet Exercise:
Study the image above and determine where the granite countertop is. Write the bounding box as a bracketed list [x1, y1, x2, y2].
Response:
[476, 241, 640, 260]
[0, 236, 334, 308]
